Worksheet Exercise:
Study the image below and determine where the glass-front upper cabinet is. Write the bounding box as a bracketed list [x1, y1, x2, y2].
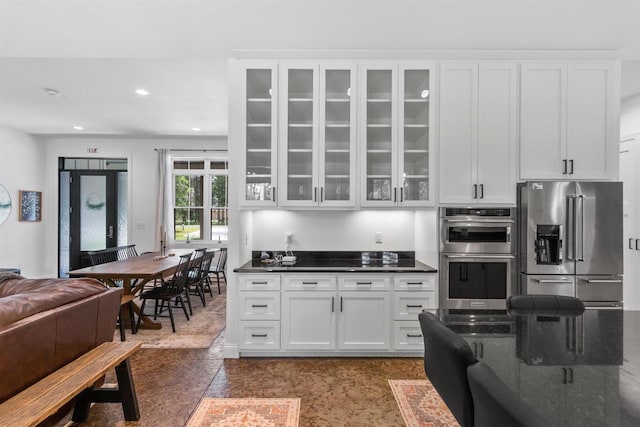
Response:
[242, 64, 278, 207]
[279, 62, 356, 207]
[399, 65, 435, 206]
[360, 63, 435, 207]
[319, 65, 356, 207]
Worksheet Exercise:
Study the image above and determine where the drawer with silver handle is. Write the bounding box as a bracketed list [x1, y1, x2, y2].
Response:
[394, 274, 436, 291]
[239, 292, 280, 320]
[283, 274, 336, 291]
[339, 275, 390, 291]
[394, 292, 436, 320]
[239, 321, 280, 350]
[238, 275, 281, 291]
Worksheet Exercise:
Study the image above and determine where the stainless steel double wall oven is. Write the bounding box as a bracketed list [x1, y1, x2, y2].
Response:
[440, 207, 516, 309]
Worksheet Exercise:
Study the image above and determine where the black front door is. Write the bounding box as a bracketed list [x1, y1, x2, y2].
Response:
[68, 170, 120, 271]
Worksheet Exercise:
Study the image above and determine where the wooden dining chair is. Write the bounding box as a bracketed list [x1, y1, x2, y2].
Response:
[185, 249, 208, 309]
[136, 253, 192, 333]
[200, 251, 215, 298]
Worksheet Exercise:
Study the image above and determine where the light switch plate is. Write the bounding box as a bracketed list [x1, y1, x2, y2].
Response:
[375, 232, 383, 243]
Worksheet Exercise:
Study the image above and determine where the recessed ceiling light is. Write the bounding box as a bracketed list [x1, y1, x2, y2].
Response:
[44, 88, 62, 97]
[72, 126, 84, 130]
[135, 89, 150, 96]
[192, 127, 201, 132]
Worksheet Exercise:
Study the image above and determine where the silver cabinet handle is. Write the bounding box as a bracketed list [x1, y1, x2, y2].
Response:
[314, 187, 317, 202]
[535, 279, 572, 283]
[251, 333, 267, 338]
[631, 238, 635, 250]
[331, 296, 334, 312]
[272, 186, 276, 203]
[442, 219, 514, 224]
[569, 159, 574, 175]
[406, 304, 423, 308]
[563, 159, 568, 174]
[473, 184, 478, 199]
[407, 282, 423, 285]
[584, 279, 622, 284]
[356, 281, 372, 285]
[251, 304, 268, 308]
[444, 254, 515, 259]
[393, 187, 397, 202]
[320, 187, 324, 202]
[302, 281, 318, 285]
[407, 333, 422, 338]
[479, 184, 484, 199]
[252, 281, 268, 285]
[400, 187, 404, 202]
[636, 239, 640, 251]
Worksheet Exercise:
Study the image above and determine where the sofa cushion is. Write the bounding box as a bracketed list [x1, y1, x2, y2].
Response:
[0, 277, 108, 327]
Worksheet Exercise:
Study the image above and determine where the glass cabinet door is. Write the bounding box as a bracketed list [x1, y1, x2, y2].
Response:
[399, 66, 433, 205]
[362, 67, 397, 206]
[243, 66, 277, 206]
[319, 66, 356, 206]
[280, 65, 318, 206]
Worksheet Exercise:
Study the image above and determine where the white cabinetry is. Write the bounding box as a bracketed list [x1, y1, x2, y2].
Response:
[439, 62, 517, 205]
[241, 63, 278, 207]
[520, 62, 618, 180]
[620, 137, 640, 309]
[360, 63, 436, 207]
[239, 272, 437, 355]
[392, 274, 436, 351]
[338, 274, 392, 350]
[237, 274, 281, 350]
[278, 62, 357, 207]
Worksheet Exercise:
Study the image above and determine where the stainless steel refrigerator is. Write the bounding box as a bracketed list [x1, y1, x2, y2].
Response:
[518, 181, 623, 307]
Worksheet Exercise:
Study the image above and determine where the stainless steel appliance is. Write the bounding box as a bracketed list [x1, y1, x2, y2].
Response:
[440, 207, 516, 310]
[518, 181, 623, 307]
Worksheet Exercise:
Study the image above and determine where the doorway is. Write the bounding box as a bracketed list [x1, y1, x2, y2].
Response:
[59, 158, 128, 276]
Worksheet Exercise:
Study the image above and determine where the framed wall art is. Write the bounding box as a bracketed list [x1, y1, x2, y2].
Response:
[19, 190, 42, 222]
[0, 184, 10, 224]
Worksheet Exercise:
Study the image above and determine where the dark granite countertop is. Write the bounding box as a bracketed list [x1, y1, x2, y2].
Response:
[233, 251, 437, 273]
[439, 308, 640, 426]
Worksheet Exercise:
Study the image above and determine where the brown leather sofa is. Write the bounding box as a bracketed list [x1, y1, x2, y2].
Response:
[0, 274, 122, 402]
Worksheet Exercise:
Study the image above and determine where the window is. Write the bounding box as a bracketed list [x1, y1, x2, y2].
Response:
[172, 158, 228, 242]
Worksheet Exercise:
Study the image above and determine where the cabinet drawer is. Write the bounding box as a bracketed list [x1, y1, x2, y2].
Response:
[338, 275, 390, 291]
[239, 292, 280, 320]
[393, 321, 425, 351]
[393, 292, 437, 320]
[238, 275, 281, 291]
[394, 274, 436, 291]
[239, 321, 280, 350]
[283, 274, 336, 291]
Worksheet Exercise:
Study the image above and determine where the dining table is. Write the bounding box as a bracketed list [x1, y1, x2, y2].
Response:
[68, 249, 195, 329]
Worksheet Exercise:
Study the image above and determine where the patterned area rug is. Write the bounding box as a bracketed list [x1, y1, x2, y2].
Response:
[186, 398, 300, 427]
[389, 379, 460, 427]
[115, 283, 226, 349]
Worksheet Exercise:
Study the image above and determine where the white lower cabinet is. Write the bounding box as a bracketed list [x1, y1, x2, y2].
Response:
[282, 291, 337, 350]
[238, 272, 436, 355]
[338, 291, 391, 350]
[239, 321, 280, 350]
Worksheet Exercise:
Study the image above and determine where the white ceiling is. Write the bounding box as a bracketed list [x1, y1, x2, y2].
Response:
[1, 0, 639, 137]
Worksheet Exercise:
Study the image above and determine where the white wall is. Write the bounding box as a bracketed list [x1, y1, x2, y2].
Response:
[251, 210, 417, 253]
[40, 136, 227, 277]
[0, 126, 46, 276]
[621, 94, 640, 138]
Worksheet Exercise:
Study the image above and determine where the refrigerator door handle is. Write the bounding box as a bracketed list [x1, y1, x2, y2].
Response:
[584, 279, 623, 284]
[577, 195, 585, 261]
[567, 196, 576, 261]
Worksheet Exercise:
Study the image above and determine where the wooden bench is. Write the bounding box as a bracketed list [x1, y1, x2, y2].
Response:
[0, 341, 141, 427]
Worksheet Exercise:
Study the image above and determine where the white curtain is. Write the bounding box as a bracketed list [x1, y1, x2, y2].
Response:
[155, 149, 171, 250]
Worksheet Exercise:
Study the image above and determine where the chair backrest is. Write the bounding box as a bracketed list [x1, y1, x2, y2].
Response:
[467, 362, 548, 427]
[166, 253, 192, 293]
[419, 311, 477, 427]
[116, 244, 138, 260]
[199, 251, 215, 279]
[88, 247, 118, 266]
[218, 249, 227, 271]
[506, 295, 585, 316]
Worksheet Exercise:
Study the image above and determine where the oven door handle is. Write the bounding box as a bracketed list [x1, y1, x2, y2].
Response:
[444, 254, 515, 259]
[442, 219, 515, 224]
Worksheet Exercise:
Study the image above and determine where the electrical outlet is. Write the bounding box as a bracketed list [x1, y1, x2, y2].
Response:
[375, 232, 383, 244]
[285, 231, 294, 244]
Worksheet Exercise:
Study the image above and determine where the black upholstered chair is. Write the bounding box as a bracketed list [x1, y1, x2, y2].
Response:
[506, 295, 585, 316]
[468, 362, 548, 427]
[419, 311, 478, 427]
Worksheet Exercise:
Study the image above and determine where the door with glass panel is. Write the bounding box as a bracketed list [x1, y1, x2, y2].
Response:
[242, 64, 278, 207]
[361, 65, 398, 207]
[319, 64, 357, 207]
[279, 63, 319, 207]
[360, 64, 435, 207]
[398, 64, 435, 206]
[65, 171, 122, 272]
